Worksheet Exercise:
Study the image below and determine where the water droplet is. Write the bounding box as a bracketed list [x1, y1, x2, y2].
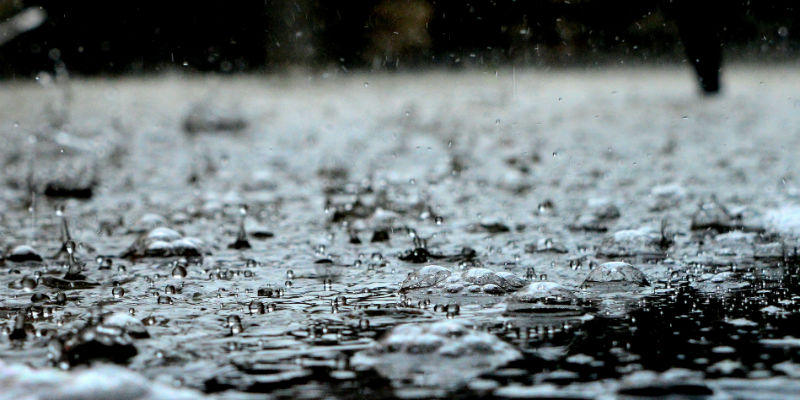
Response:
[172, 265, 187, 278]
[21, 276, 37, 291]
[112, 286, 125, 298]
[249, 301, 265, 315]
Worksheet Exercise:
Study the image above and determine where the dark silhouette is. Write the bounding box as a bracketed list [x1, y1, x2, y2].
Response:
[665, 0, 725, 93]
[1, 0, 795, 94]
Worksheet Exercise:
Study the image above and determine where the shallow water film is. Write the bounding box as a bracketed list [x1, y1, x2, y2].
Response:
[2, 69, 800, 399]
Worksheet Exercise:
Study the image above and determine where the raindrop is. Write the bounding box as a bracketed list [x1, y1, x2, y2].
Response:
[63, 240, 85, 280]
[228, 204, 252, 249]
[249, 301, 265, 314]
[172, 265, 188, 278]
[226, 315, 241, 327]
[446, 303, 460, 316]
[112, 286, 125, 298]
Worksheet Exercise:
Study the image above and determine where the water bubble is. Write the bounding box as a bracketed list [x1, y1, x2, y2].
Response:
[165, 285, 177, 294]
[228, 204, 252, 249]
[157, 295, 173, 305]
[112, 286, 125, 298]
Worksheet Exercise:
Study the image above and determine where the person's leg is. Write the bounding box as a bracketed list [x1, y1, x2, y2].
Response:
[665, 0, 724, 94]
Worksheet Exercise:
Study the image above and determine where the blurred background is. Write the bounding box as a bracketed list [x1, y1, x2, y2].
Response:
[0, 0, 797, 78]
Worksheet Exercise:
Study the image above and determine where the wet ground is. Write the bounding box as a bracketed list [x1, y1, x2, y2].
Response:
[2, 66, 800, 399]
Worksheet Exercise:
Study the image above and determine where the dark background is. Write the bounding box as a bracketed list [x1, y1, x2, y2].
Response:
[0, 0, 797, 78]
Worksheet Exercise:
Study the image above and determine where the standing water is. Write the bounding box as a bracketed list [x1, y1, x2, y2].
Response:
[1, 69, 800, 399]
